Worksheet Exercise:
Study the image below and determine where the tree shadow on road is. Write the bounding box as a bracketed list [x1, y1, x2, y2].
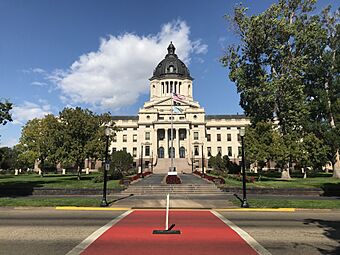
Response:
[304, 218, 340, 255]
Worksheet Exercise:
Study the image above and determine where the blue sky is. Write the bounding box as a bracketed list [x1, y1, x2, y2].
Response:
[0, 0, 337, 147]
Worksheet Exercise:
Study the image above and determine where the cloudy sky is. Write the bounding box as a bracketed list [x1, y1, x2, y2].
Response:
[0, 0, 337, 147]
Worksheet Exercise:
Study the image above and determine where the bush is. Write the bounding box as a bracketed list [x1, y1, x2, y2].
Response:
[166, 175, 181, 184]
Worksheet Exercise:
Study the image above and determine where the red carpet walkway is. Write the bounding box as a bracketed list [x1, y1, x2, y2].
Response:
[81, 210, 261, 255]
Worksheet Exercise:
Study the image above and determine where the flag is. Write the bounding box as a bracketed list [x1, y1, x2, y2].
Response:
[172, 106, 183, 114]
[172, 92, 185, 102]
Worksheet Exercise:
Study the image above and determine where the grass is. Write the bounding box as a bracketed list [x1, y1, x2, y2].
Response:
[0, 173, 122, 189]
[220, 173, 340, 189]
[0, 197, 102, 207]
[231, 197, 340, 209]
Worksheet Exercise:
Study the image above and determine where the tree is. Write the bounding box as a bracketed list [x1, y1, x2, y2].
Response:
[0, 100, 12, 125]
[110, 150, 133, 179]
[19, 114, 61, 176]
[58, 108, 115, 180]
[0, 147, 16, 170]
[221, 0, 330, 178]
[302, 6, 340, 177]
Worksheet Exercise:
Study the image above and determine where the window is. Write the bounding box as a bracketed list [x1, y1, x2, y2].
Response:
[217, 134, 221, 142]
[228, 147, 232, 157]
[179, 116, 185, 120]
[207, 127, 210, 130]
[133, 147, 137, 157]
[207, 134, 211, 142]
[194, 146, 199, 156]
[237, 134, 241, 142]
[227, 127, 231, 130]
[133, 134, 137, 142]
[145, 132, 150, 140]
[227, 134, 232, 141]
[123, 147, 127, 152]
[194, 132, 199, 140]
[146, 125, 150, 128]
[237, 127, 241, 130]
[238, 146, 242, 156]
[112, 147, 116, 153]
[217, 127, 220, 130]
[133, 127, 137, 130]
[123, 135, 127, 142]
[146, 115, 150, 119]
[179, 130, 186, 140]
[193, 115, 197, 119]
[159, 116, 164, 120]
[145, 146, 150, 156]
[217, 147, 222, 155]
[123, 127, 127, 130]
[113, 136, 117, 142]
[207, 147, 211, 157]
[194, 125, 198, 128]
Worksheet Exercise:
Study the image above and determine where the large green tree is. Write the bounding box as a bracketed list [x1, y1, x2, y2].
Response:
[19, 114, 61, 176]
[222, 0, 337, 178]
[58, 108, 115, 180]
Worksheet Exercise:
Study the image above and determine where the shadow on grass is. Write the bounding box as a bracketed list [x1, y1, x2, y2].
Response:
[322, 183, 340, 196]
[304, 218, 340, 255]
[0, 174, 92, 197]
[108, 194, 134, 205]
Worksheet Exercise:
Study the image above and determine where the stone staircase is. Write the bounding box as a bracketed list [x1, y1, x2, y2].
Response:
[153, 158, 191, 173]
[121, 174, 223, 195]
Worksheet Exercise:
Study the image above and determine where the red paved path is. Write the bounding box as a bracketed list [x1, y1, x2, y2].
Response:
[82, 210, 259, 255]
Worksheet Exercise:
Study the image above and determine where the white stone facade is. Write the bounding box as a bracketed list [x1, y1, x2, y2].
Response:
[110, 43, 250, 173]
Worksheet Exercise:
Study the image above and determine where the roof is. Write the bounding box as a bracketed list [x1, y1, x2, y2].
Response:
[111, 116, 138, 120]
[150, 42, 193, 81]
[206, 114, 248, 120]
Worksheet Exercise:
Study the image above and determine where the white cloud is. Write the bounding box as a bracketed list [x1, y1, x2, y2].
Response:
[0, 137, 18, 148]
[54, 20, 207, 110]
[31, 81, 47, 86]
[12, 101, 52, 125]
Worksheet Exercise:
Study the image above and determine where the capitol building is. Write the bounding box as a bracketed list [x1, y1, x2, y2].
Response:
[110, 43, 250, 173]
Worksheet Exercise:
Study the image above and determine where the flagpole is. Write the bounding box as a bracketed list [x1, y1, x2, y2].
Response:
[171, 94, 174, 172]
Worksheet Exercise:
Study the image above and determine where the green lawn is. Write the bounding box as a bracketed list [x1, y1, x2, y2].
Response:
[231, 197, 340, 209]
[222, 174, 340, 189]
[0, 197, 102, 207]
[0, 173, 122, 189]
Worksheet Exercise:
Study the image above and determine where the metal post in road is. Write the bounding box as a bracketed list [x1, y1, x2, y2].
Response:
[141, 144, 144, 178]
[240, 127, 249, 208]
[100, 127, 110, 207]
[201, 144, 204, 176]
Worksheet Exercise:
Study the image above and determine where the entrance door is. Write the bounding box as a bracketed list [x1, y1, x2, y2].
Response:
[179, 147, 185, 158]
[169, 147, 175, 158]
[158, 147, 164, 158]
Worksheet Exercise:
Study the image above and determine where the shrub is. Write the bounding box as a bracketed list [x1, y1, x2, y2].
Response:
[166, 175, 181, 184]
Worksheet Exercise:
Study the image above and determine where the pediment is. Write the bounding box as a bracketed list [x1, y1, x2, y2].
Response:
[143, 97, 200, 109]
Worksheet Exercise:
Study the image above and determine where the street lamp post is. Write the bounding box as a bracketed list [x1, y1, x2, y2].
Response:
[201, 144, 204, 176]
[191, 151, 194, 173]
[100, 127, 110, 207]
[140, 144, 144, 178]
[240, 127, 249, 208]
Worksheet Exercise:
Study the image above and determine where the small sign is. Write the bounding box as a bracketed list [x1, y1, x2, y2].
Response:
[105, 163, 110, 171]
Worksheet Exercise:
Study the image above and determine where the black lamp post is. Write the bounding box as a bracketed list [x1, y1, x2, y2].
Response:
[140, 144, 144, 178]
[191, 151, 194, 173]
[240, 127, 249, 208]
[100, 127, 110, 207]
[201, 144, 204, 176]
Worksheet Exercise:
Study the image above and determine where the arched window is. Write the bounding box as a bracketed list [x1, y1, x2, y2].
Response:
[179, 147, 185, 158]
[169, 147, 175, 158]
[169, 65, 174, 73]
[158, 147, 164, 158]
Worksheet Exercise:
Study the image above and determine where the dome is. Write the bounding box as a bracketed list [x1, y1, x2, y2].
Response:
[150, 42, 193, 81]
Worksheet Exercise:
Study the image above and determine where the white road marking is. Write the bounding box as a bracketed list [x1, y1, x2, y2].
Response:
[211, 210, 272, 255]
[66, 210, 133, 255]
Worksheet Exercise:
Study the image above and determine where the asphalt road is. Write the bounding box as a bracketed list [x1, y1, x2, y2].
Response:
[0, 208, 339, 255]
